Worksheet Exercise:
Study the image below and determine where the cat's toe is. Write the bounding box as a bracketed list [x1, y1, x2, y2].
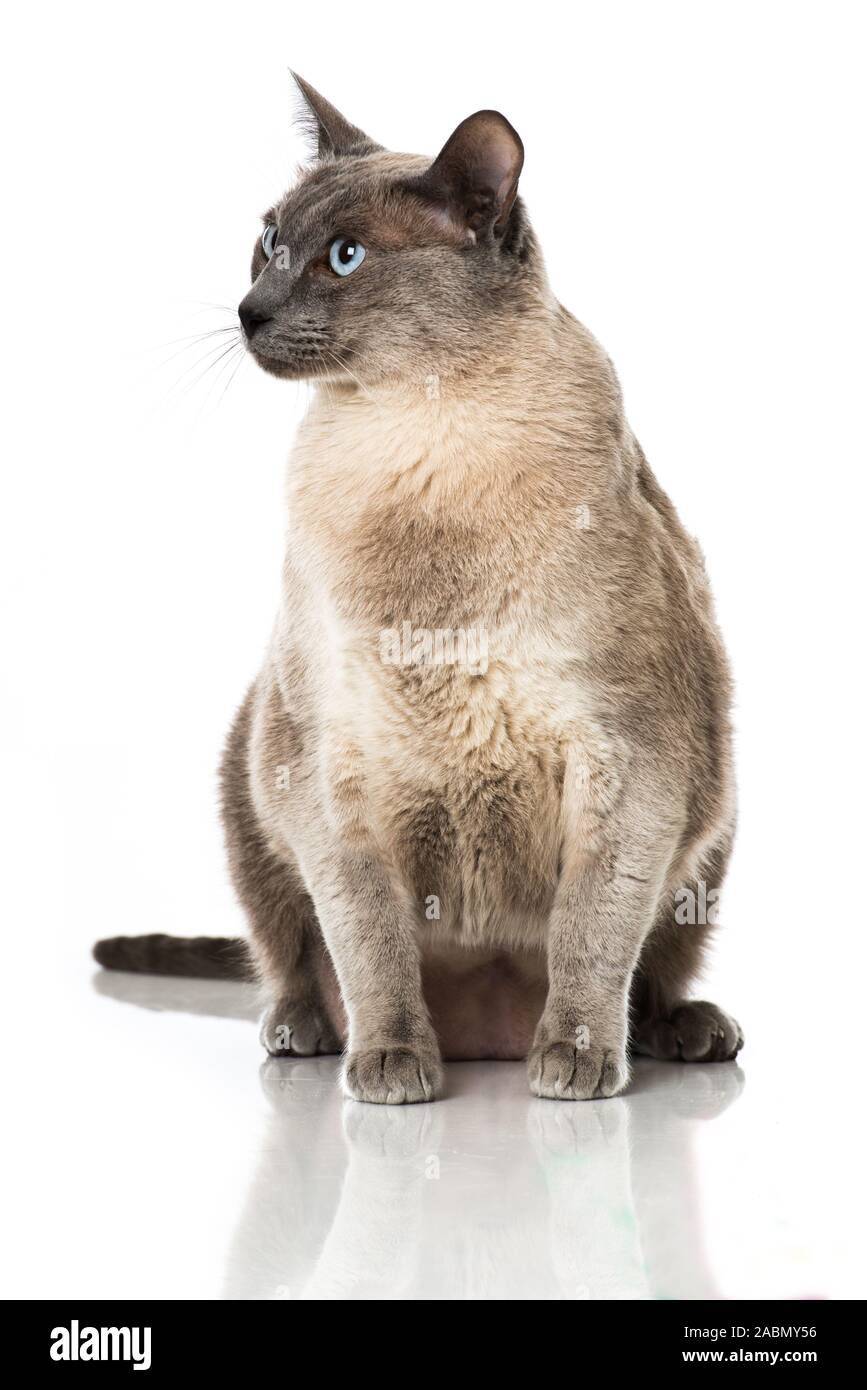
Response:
[528, 1040, 628, 1100]
[342, 1043, 444, 1104]
[633, 1000, 743, 1062]
[259, 997, 341, 1057]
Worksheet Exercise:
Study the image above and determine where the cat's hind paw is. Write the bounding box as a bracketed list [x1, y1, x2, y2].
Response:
[632, 1000, 743, 1062]
[259, 997, 341, 1057]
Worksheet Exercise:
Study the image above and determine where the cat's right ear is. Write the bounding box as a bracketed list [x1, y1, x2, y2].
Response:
[291, 73, 381, 159]
[407, 111, 524, 240]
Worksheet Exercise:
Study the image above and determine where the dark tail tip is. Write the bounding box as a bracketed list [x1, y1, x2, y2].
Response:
[92, 934, 255, 981]
[92, 937, 127, 970]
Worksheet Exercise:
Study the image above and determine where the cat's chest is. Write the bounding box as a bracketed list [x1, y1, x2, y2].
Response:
[307, 497, 588, 842]
[288, 395, 596, 934]
[287, 398, 548, 625]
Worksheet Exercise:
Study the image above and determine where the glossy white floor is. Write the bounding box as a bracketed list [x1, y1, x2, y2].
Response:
[3, 963, 862, 1301]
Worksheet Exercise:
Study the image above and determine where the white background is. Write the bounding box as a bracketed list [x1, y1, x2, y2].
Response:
[1, 1, 865, 1299]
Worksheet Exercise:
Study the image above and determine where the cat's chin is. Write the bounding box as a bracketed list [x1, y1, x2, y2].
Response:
[247, 349, 322, 382]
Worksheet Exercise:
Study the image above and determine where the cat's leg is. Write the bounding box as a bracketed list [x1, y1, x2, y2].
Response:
[300, 845, 443, 1104]
[221, 692, 342, 1056]
[529, 853, 665, 1101]
[529, 752, 676, 1101]
[630, 834, 744, 1062]
[252, 873, 343, 1059]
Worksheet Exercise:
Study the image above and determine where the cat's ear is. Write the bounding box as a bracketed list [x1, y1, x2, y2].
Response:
[409, 111, 524, 238]
[291, 73, 381, 159]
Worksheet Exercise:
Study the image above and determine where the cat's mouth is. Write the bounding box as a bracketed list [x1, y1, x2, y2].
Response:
[243, 322, 348, 382]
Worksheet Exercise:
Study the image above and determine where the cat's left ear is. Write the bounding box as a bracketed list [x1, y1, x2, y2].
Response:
[291, 73, 381, 159]
[408, 111, 524, 238]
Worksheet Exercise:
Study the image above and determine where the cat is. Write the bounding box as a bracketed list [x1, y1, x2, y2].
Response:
[94, 76, 743, 1103]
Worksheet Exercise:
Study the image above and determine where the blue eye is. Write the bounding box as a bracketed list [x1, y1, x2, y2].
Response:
[261, 224, 278, 258]
[329, 236, 366, 277]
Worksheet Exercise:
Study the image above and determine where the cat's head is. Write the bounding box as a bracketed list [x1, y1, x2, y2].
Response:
[238, 76, 542, 386]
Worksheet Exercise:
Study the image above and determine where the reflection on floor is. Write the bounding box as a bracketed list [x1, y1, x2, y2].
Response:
[231, 1056, 740, 1301]
[94, 970, 743, 1300]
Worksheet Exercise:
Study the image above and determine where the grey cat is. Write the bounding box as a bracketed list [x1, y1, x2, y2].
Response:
[95, 77, 743, 1103]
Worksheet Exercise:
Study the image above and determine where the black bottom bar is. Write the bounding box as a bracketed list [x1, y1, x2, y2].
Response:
[1, 1298, 856, 1373]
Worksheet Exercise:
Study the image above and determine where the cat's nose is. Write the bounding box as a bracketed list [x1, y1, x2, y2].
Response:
[238, 303, 273, 340]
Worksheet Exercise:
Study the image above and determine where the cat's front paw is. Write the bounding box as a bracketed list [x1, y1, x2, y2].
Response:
[342, 1043, 444, 1104]
[528, 1039, 628, 1101]
[632, 1000, 743, 1062]
[259, 997, 341, 1057]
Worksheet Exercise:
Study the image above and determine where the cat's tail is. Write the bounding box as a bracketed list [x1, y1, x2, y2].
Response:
[92, 934, 255, 981]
